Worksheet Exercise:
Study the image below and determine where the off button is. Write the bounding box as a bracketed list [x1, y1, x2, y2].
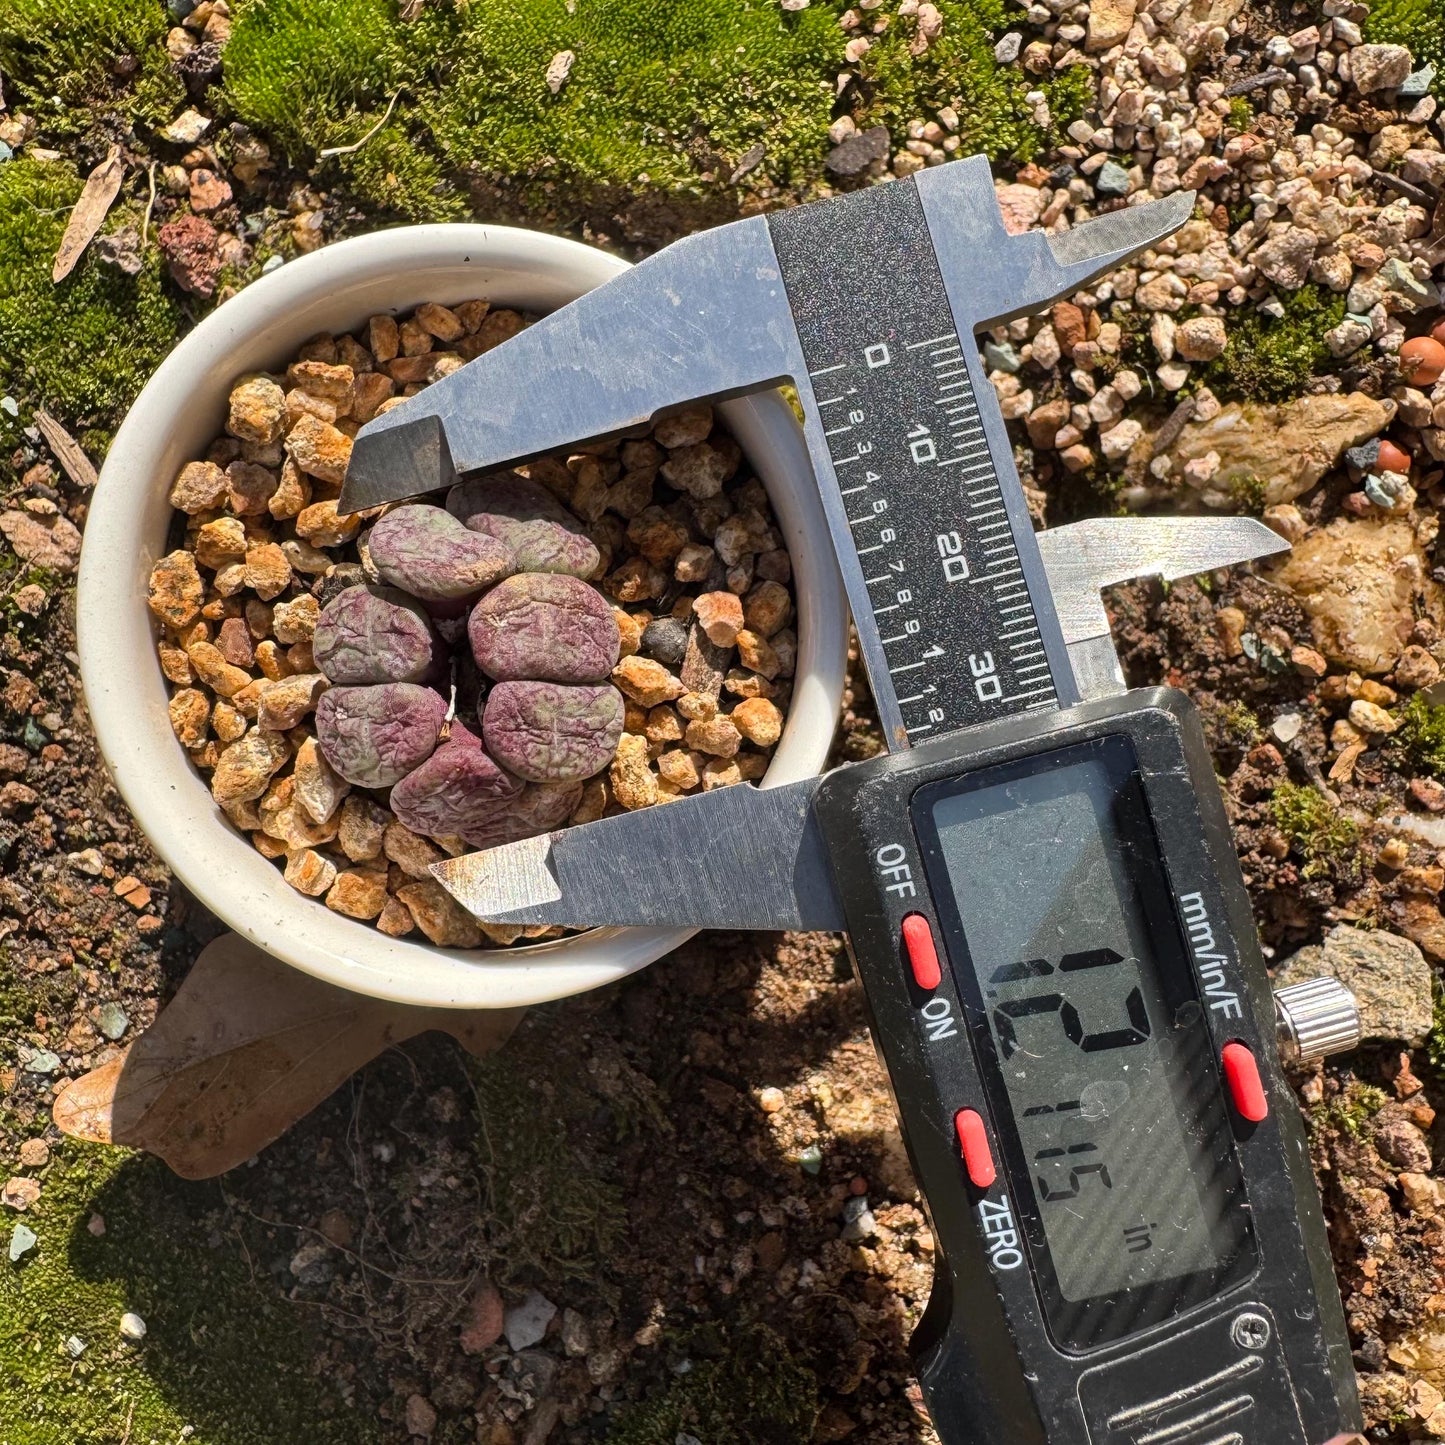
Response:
[901, 913, 942, 991]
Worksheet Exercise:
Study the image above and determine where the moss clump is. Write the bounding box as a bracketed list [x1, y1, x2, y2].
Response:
[1365, 0, 1444, 87]
[1197, 286, 1346, 404]
[1218, 701, 1262, 749]
[0, 159, 183, 433]
[0, 0, 181, 135]
[1425, 987, 1445, 1074]
[0, 1144, 374, 1445]
[608, 1322, 819, 1445]
[1269, 782, 1359, 879]
[1226, 96, 1255, 132]
[1310, 1080, 1389, 1141]
[224, 0, 1085, 222]
[1393, 694, 1445, 778]
[470, 1053, 628, 1283]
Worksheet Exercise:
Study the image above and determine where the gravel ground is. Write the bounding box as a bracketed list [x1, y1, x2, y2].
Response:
[6, 0, 1445, 1440]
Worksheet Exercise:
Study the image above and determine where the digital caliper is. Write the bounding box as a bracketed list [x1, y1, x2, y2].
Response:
[341, 158, 1366, 1445]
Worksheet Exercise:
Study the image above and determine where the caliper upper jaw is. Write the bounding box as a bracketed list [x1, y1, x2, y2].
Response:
[916, 154, 1197, 330]
[339, 218, 798, 514]
[341, 157, 1200, 516]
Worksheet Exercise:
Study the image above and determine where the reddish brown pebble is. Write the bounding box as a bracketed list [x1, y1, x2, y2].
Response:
[1400, 336, 1445, 387]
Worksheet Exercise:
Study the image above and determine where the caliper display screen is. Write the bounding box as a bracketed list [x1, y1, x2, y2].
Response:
[916, 734, 1256, 1350]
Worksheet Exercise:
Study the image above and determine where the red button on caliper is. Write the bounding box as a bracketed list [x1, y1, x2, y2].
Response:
[901, 913, 942, 991]
[1222, 1042, 1269, 1123]
[955, 1109, 997, 1189]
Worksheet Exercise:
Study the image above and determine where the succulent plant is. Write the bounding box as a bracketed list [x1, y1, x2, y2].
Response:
[482, 680, 625, 783]
[367, 503, 515, 602]
[313, 584, 443, 685]
[460, 780, 584, 848]
[448, 474, 600, 578]
[315, 683, 447, 788]
[468, 572, 620, 683]
[388, 721, 525, 838]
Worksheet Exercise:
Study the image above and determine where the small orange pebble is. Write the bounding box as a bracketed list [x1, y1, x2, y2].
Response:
[1378, 439, 1413, 474]
[1400, 336, 1445, 386]
[1432, 317, 1445, 346]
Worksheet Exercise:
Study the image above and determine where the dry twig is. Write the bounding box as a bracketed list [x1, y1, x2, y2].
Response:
[319, 92, 402, 158]
[33, 409, 99, 490]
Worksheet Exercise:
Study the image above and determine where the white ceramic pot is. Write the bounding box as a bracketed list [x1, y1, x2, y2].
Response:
[77, 225, 849, 1009]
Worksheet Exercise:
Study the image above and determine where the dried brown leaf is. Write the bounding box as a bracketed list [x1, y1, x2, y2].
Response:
[52, 932, 524, 1178]
[53, 145, 126, 284]
[34, 409, 99, 489]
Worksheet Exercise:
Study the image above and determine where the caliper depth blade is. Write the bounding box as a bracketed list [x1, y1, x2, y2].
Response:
[432, 775, 842, 932]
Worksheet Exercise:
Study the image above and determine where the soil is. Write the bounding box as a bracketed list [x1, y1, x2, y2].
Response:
[5, 543, 1438, 1443]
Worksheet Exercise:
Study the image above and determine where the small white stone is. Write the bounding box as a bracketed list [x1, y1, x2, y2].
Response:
[503, 1289, 557, 1351]
[119, 1312, 148, 1343]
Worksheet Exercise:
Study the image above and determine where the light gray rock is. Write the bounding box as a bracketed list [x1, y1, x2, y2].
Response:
[1273, 924, 1433, 1046]
[504, 1288, 557, 1351]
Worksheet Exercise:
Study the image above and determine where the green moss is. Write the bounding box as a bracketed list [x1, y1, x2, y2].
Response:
[1197, 285, 1346, 405]
[1269, 782, 1360, 879]
[1310, 1081, 1389, 1140]
[224, 0, 1083, 222]
[1218, 701, 1262, 749]
[1226, 96, 1255, 132]
[470, 1052, 628, 1283]
[1365, 0, 1444, 88]
[1393, 694, 1445, 778]
[0, 0, 181, 134]
[0, 1144, 374, 1445]
[608, 1322, 819, 1445]
[0, 159, 184, 434]
[1425, 987, 1445, 1074]
[1228, 471, 1267, 514]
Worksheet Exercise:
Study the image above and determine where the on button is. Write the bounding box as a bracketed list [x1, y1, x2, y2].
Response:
[901, 913, 942, 991]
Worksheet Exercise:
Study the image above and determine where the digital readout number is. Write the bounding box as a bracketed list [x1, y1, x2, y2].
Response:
[989, 951, 1151, 1206]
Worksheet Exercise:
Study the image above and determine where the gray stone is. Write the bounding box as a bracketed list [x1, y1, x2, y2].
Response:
[504, 1288, 557, 1351]
[1400, 63, 1436, 97]
[824, 126, 890, 177]
[8, 1222, 36, 1262]
[983, 340, 1022, 374]
[21, 1048, 60, 1075]
[840, 1195, 877, 1242]
[994, 30, 1023, 62]
[1095, 160, 1132, 196]
[1344, 439, 1381, 472]
[1273, 924, 1433, 1046]
[1381, 256, 1438, 311]
[96, 1002, 129, 1041]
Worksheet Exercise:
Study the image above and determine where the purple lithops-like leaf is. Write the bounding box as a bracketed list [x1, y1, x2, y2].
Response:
[460, 781, 583, 848]
[482, 681, 624, 783]
[313, 585, 443, 685]
[389, 721, 525, 838]
[368, 504, 515, 602]
[468, 573, 620, 683]
[447, 474, 599, 578]
[315, 683, 446, 788]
